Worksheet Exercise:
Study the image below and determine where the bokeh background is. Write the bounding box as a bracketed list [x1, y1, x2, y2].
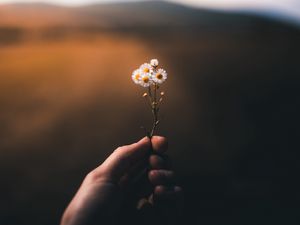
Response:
[0, 0, 300, 224]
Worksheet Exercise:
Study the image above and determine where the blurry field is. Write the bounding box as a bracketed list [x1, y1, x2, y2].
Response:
[0, 2, 300, 225]
[0, 37, 148, 146]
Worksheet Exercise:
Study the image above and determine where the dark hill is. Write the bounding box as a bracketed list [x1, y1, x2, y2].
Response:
[0, 1, 298, 30]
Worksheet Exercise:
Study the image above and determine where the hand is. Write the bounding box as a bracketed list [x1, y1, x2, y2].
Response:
[61, 136, 183, 225]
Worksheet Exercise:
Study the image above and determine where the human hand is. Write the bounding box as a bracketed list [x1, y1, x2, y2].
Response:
[61, 136, 183, 225]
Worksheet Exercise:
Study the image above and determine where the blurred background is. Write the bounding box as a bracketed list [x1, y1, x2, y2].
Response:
[0, 0, 299, 224]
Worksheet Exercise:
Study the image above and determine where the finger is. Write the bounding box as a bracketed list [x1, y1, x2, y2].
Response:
[149, 154, 171, 170]
[149, 155, 165, 169]
[154, 185, 183, 197]
[154, 185, 184, 219]
[95, 137, 151, 181]
[148, 169, 175, 185]
[124, 152, 171, 188]
[151, 136, 168, 154]
[120, 137, 169, 185]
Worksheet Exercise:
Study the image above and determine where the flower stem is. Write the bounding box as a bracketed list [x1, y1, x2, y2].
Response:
[149, 83, 159, 138]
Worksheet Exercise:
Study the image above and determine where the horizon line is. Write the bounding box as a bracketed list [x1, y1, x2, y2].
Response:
[0, 0, 299, 27]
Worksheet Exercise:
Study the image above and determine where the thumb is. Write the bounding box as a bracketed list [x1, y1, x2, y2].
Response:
[95, 137, 151, 182]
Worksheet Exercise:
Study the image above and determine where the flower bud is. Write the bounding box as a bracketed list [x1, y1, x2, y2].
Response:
[150, 59, 159, 67]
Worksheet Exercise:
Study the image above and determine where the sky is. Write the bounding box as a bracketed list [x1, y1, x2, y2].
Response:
[0, 0, 299, 23]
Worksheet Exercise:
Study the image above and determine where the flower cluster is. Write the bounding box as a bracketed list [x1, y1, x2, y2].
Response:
[132, 59, 167, 87]
[131, 59, 167, 138]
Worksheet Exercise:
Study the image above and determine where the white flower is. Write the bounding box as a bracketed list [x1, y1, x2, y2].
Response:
[152, 68, 167, 84]
[132, 69, 142, 85]
[140, 63, 153, 76]
[140, 74, 152, 87]
[150, 59, 159, 67]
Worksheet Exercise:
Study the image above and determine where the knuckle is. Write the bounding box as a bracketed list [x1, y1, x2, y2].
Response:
[86, 169, 99, 180]
[114, 146, 131, 157]
[149, 170, 176, 184]
[114, 146, 124, 153]
[148, 170, 156, 178]
[85, 170, 97, 183]
[85, 168, 105, 183]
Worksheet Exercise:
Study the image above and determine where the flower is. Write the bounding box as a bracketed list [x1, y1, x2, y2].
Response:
[131, 58, 167, 139]
[150, 59, 159, 67]
[132, 69, 142, 84]
[140, 74, 152, 87]
[131, 59, 167, 87]
[140, 63, 153, 76]
[152, 68, 167, 84]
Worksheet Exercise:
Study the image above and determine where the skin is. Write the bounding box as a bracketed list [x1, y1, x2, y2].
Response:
[61, 136, 183, 225]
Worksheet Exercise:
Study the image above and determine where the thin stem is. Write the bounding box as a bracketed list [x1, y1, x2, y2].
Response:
[154, 83, 157, 103]
[149, 83, 159, 138]
[148, 86, 152, 98]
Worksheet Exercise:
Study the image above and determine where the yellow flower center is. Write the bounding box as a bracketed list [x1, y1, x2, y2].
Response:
[142, 76, 149, 83]
[143, 68, 150, 73]
[156, 73, 163, 79]
[135, 74, 140, 80]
